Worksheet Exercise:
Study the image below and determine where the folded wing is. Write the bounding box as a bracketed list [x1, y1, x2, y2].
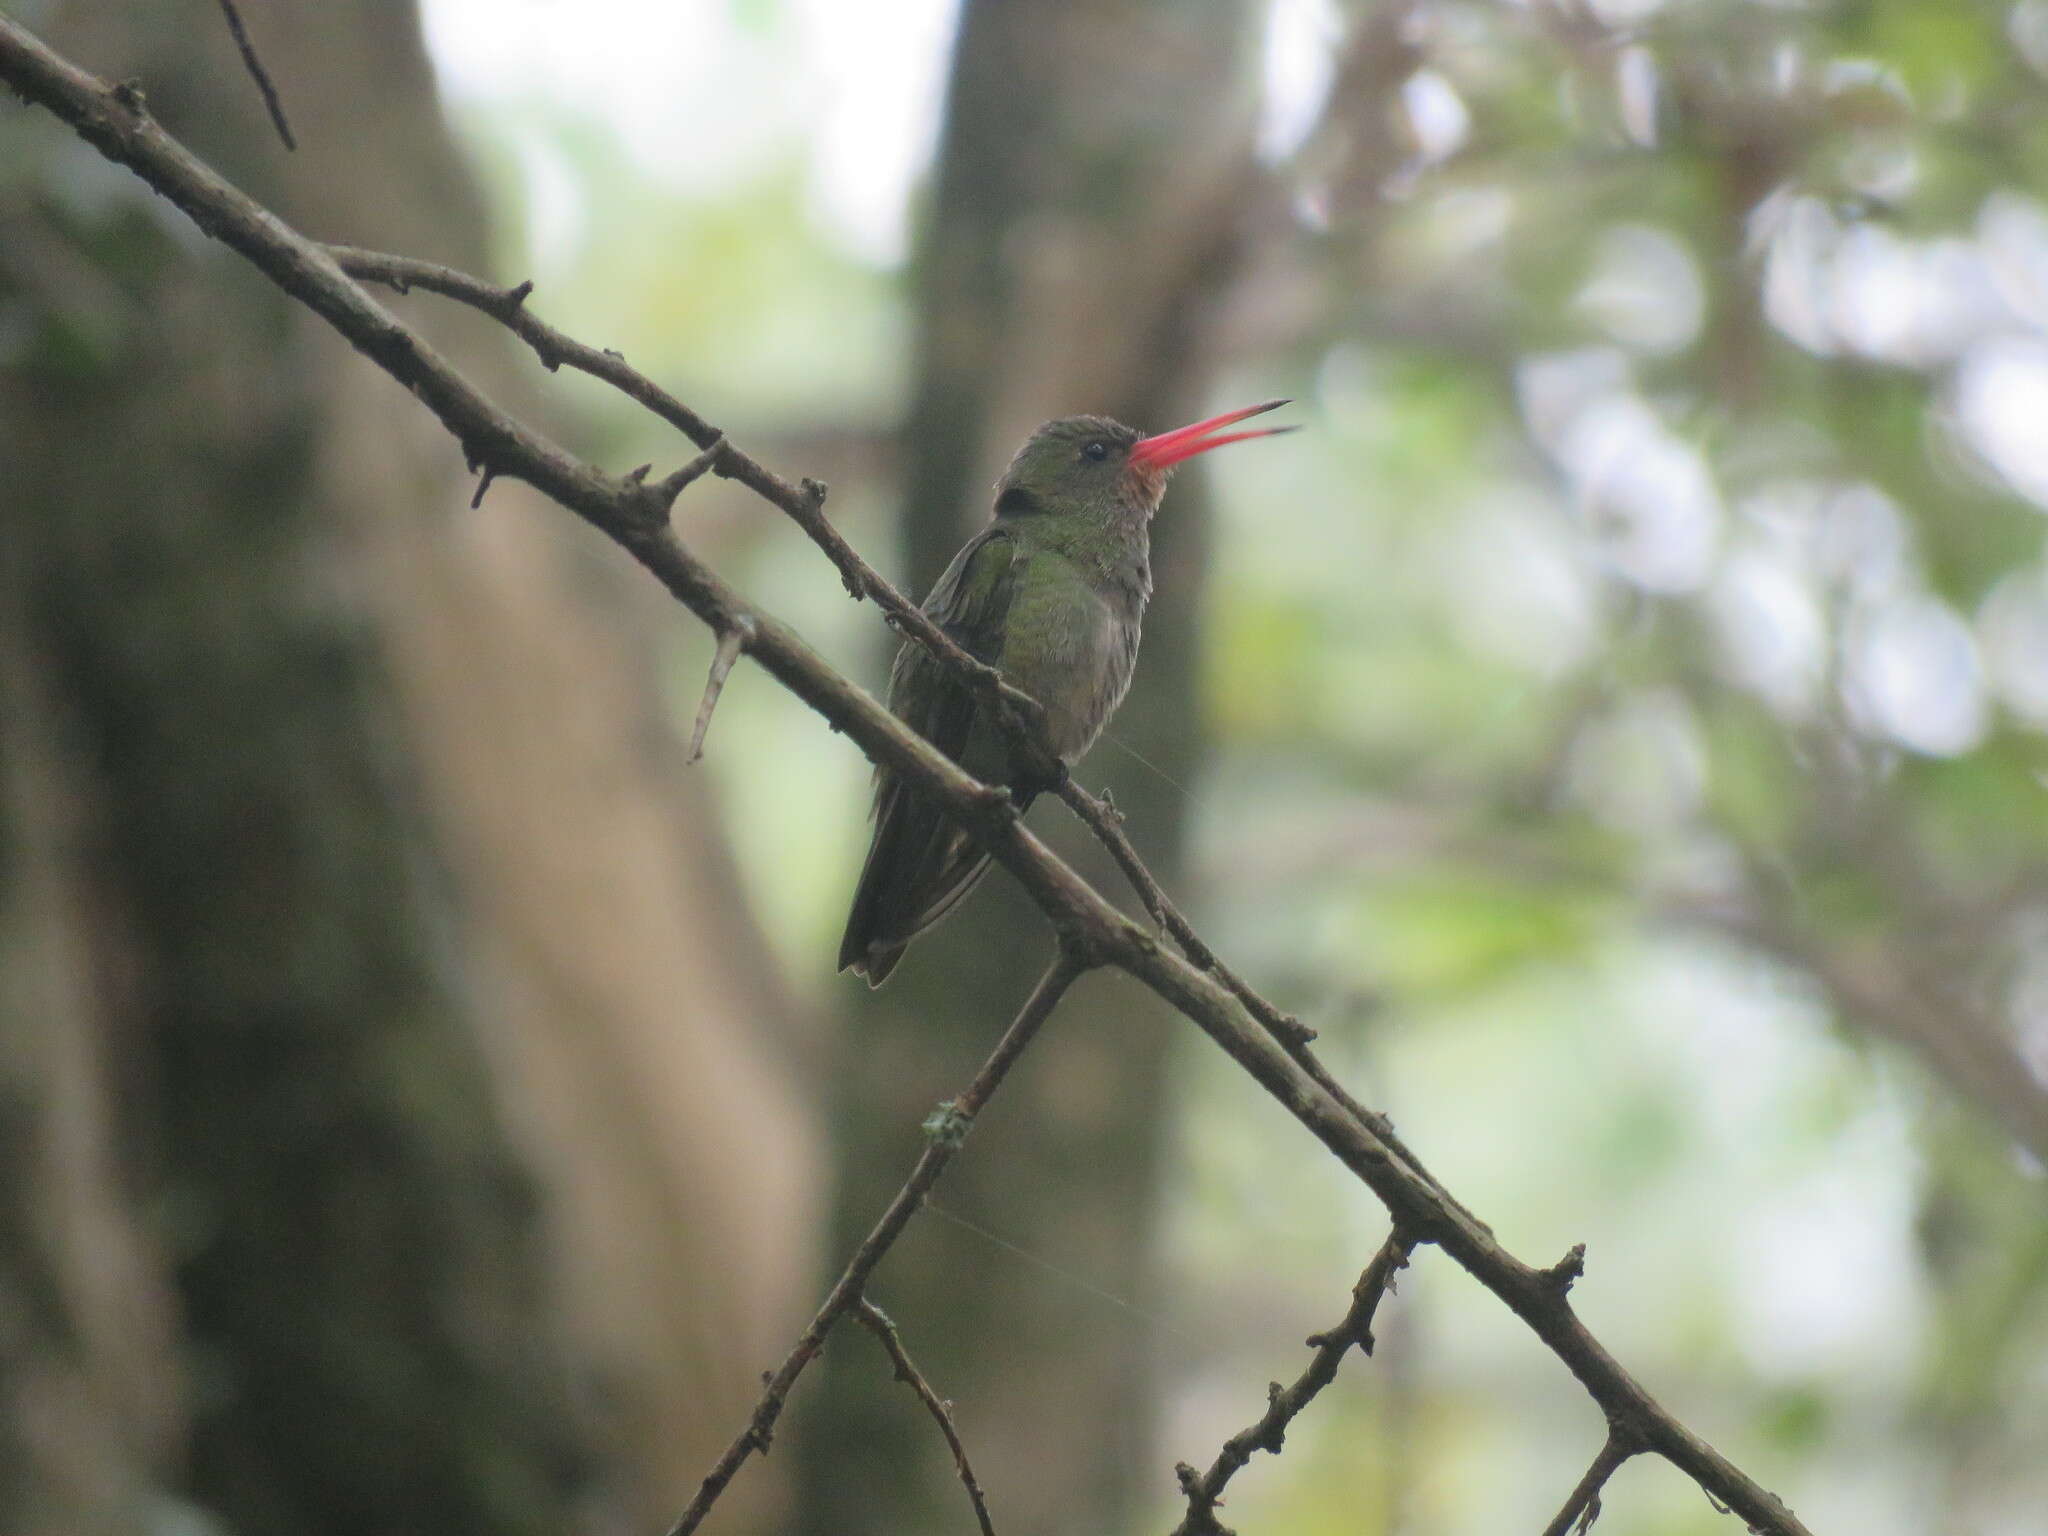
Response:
[838, 529, 1024, 985]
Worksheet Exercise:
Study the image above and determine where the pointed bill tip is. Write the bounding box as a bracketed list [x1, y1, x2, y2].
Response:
[1130, 398, 1300, 472]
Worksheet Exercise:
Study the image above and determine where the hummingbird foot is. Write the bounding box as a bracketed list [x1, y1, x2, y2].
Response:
[1011, 755, 1068, 800]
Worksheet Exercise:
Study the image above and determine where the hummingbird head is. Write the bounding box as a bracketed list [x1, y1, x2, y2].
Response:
[994, 400, 1295, 525]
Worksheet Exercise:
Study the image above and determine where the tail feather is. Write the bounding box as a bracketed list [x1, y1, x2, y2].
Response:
[837, 780, 1028, 985]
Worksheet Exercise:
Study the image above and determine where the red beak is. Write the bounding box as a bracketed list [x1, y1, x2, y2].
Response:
[1127, 399, 1296, 473]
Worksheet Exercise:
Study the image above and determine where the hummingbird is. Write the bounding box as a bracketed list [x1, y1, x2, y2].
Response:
[839, 399, 1295, 985]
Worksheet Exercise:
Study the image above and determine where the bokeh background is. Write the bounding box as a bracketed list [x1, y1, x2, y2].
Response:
[5, 1, 2048, 1533]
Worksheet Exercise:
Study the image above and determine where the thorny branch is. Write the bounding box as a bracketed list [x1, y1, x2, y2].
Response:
[665, 951, 1083, 1536]
[1055, 780, 1314, 1049]
[1055, 778, 1476, 1226]
[1540, 1430, 1641, 1536]
[0, 20, 1813, 1536]
[1173, 1230, 1413, 1536]
[854, 1300, 998, 1536]
[324, 245, 1071, 785]
[687, 619, 753, 764]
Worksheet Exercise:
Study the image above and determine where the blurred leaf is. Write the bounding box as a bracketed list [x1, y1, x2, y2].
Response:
[1760, 1386, 1832, 1454]
[1338, 869, 1606, 998]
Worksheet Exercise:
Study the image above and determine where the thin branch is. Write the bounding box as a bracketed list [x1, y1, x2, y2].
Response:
[664, 950, 1085, 1536]
[687, 619, 753, 764]
[1540, 1430, 1640, 1536]
[1060, 778, 1480, 1226]
[657, 432, 727, 509]
[0, 26, 1813, 1536]
[213, 0, 295, 151]
[854, 1299, 998, 1536]
[326, 245, 1064, 779]
[1057, 778, 1314, 1048]
[1173, 1230, 1413, 1536]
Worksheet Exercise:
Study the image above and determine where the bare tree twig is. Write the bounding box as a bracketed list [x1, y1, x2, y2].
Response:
[854, 1299, 998, 1536]
[0, 24, 1814, 1536]
[658, 432, 727, 509]
[1173, 1230, 1413, 1536]
[666, 949, 1084, 1536]
[687, 619, 753, 764]
[213, 0, 294, 150]
[1540, 1430, 1640, 1536]
[1059, 778, 1479, 1224]
[328, 246, 1072, 787]
[1056, 779, 1315, 1048]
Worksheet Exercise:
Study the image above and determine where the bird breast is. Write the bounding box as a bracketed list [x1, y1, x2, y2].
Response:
[998, 556, 1142, 763]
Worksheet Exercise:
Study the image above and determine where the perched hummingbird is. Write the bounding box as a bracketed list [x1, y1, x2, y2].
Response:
[839, 400, 1295, 985]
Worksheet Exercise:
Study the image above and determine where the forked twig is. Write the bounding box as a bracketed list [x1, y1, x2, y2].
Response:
[854, 1299, 997, 1536]
[663, 951, 1084, 1536]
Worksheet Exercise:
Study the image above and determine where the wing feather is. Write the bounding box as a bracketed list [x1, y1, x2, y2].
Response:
[838, 530, 1026, 984]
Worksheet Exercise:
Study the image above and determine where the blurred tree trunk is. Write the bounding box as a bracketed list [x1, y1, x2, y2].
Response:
[0, 4, 815, 1534]
[795, 4, 1263, 1533]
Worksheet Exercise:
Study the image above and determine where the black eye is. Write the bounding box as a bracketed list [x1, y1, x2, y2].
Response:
[1082, 440, 1109, 462]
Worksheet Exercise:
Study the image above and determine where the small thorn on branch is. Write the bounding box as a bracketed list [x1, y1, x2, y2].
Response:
[469, 466, 496, 509]
[687, 618, 753, 764]
[625, 463, 653, 484]
[503, 277, 534, 310]
[1254, 1383, 1287, 1452]
[656, 433, 728, 510]
[1546, 1243, 1587, 1294]
[1271, 1012, 1316, 1047]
